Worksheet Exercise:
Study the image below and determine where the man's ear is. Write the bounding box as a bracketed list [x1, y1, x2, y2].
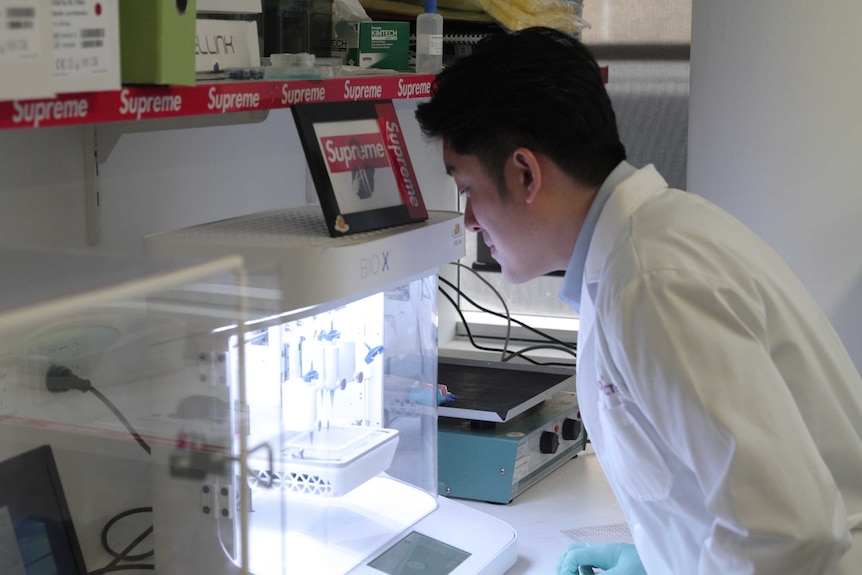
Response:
[510, 148, 542, 204]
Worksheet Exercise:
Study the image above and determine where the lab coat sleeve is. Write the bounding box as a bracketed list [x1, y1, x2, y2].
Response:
[601, 269, 851, 574]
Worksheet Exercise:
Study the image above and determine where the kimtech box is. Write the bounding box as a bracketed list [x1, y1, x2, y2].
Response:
[344, 21, 409, 70]
[119, 0, 197, 85]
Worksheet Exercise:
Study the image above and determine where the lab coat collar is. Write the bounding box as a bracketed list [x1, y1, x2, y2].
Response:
[581, 164, 669, 299]
[559, 161, 637, 312]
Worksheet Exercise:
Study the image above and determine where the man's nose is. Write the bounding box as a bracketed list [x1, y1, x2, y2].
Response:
[463, 200, 480, 232]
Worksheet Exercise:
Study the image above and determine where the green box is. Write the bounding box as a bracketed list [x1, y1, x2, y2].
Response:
[346, 21, 409, 70]
[119, 0, 198, 85]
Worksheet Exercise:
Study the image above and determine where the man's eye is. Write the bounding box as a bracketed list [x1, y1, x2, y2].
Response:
[458, 186, 470, 197]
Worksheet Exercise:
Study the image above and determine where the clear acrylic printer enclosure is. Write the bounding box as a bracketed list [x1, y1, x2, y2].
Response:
[142, 207, 509, 575]
[0, 249, 444, 575]
[0, 209, 516, 575]
[238, 275, 442, 574]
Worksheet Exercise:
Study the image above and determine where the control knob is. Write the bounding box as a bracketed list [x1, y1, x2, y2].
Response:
[562, 417, 582, 440]
[539, 430, 560, 454]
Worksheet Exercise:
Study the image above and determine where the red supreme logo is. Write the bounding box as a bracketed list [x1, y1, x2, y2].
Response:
[322, 133, 391, 173]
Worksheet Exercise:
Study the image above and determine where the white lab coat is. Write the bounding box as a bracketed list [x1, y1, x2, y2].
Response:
[570, 165, 862, 574]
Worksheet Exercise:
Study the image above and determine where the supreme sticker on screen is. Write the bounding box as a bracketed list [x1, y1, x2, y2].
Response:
[292, 99, 428, 237]
[374, 101, 426, 219]
[318, 124, 402, 215]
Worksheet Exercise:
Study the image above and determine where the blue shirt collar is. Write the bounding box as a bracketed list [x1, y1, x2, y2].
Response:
[558, 161, 637, 313]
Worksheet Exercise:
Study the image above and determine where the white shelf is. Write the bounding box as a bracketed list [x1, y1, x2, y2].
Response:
[0, 73, 437, 130]
[145, 206, 465, 316]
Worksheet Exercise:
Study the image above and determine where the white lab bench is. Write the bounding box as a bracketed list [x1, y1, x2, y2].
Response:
[456, 446, 626, 575]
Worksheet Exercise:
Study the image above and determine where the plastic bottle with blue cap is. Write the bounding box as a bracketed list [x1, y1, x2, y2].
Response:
[416, 0, 443, 73]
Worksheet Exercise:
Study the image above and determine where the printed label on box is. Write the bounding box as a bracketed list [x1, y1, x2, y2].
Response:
[195, 19, 260, 72]
[345, 21, 408, 70]
[51, 0, 119, 92]
[0, 0, 55, 101]
[0, 0, 45, 62]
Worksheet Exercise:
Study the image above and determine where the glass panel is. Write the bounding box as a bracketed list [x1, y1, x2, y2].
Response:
[0, 250, 245, 575]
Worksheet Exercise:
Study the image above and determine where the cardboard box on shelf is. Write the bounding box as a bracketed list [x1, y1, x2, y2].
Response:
[119, 0, 197, 86]
[342, 21, 408, 70]
[0, 0, 55, 101]
[195, 19, 260, 73]
[51, 0, 120, 93]
[196, 0, 261, 73]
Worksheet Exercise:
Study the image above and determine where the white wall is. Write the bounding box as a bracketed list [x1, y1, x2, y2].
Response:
[0, 126, 88, 248]
[97, 109, 308, 255]
[0, 117, 306, 253]
[689, 0, 862, 371]
[0, 100, 454, 257]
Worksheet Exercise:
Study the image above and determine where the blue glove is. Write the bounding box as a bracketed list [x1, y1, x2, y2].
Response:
[556, 542, 647, 575]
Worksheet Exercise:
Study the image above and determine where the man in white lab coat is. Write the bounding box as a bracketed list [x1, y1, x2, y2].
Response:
[416, 27, 862, 574]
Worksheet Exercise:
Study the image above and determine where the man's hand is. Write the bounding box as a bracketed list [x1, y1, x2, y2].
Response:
[556, 542, 647, 574]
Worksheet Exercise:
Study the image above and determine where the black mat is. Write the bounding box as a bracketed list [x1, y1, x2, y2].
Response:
[438, 360, 573, 421]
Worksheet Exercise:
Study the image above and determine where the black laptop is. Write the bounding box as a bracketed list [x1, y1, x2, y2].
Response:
[0, 444, 88, 574]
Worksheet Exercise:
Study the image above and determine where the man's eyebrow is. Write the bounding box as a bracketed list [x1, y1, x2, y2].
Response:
[444, 164, 454, 176]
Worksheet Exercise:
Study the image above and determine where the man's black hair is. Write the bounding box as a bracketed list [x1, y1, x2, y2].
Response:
[415, 27, 626, 193]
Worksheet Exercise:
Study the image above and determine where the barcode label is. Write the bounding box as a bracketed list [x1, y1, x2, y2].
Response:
[81, 27, 104, 48]
[80, 28, 104, 39]
[6, 7, 35, 18]
[6, 5, 35, 29]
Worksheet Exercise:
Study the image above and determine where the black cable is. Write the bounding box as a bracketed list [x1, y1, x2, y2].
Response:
[439, 276, 577, 351]
[44, 367, 156, 574]
[88, 566, 154, 574]
[86, 386, 151, 455]
[499, 345, 577, 366]
[45, 365, 151, 455]
[438, 283, 577, 367]
[437, 287, 505, 355]
[88, 508, 155, 575]
[100, 507, 154, 562]
[439, 284, 576, 367]
[450, 262, 513, 359]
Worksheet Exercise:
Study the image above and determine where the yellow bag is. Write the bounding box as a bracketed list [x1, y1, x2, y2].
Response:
[508, 0, 581, 14]
[358, 0, 587, 33]
[477, 0, 586, 33]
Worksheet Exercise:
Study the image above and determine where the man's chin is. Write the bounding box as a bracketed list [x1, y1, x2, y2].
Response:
[500, 261, 562, 284]
[500, 266, 537, 285]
